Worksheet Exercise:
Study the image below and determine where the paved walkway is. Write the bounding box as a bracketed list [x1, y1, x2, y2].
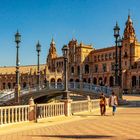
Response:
[0, 95, 140, 140]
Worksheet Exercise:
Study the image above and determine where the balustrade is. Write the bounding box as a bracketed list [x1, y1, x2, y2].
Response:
[0, 105, 29, 125]
[36, 102, 64, 119]
[0, 98, 101, 126]
[71, 100, 88, 113]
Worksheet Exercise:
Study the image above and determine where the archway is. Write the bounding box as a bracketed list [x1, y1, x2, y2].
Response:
[88, 78, 90, 83]
[70, 79, 74, 82]
[50, 78, 55, 88]
[98, 77, 103, 86]
[57, 78, 62, 88]
[57, 78, 62, 83]
[23, 82, 27, 88]
[75, 79, 79, 82]
[83, 78, 87, 83]
[3, 83, 6, 89]
[93, 77, 97, 85]
[8, 82, 11, 89]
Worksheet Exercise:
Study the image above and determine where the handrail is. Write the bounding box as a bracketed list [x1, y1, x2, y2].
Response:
[0, 82, 112, 103]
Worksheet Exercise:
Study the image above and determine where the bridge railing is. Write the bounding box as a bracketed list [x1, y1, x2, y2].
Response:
[0, 105, 29, 125]
[71, 100, 88, 113]
[36, 102, 65, 119]
[0, 82, 112, 104]
[69, 82, 112, 95]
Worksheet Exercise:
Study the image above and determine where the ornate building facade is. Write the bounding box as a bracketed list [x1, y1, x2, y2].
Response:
[0, 15, 140, 93]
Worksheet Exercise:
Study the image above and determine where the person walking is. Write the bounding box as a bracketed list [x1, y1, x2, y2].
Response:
[99, 93, 107, 116]
[109, 92, 118, 116]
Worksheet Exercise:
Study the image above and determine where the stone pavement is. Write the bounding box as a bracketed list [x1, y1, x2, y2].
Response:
[0, 95, 140, 140]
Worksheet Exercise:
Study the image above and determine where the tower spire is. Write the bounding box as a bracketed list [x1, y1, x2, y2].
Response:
[123, 14, 136, 41]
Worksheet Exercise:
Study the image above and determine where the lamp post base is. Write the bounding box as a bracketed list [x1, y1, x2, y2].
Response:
[62, 90, 71, 100]
[15, 84, 20, 104]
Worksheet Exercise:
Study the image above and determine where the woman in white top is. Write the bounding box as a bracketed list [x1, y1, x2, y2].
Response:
[109, 92, 118, 116]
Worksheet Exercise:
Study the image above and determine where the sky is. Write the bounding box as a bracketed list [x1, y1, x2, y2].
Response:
[0, 0, 140, 66]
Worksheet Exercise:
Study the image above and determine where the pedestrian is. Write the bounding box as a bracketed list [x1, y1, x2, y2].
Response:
[99, 93, 107, 116]
[109, 91, 118, 116]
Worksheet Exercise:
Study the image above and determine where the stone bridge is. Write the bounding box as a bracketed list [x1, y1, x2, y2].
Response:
[0, 82, 112, 105]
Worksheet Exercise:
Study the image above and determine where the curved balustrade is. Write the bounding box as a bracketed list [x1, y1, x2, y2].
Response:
[69, 82, 112, 95]
[0, 82, 112, 103]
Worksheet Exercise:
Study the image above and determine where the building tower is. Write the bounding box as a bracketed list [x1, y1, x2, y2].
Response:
[122, 14, 137, 70]
[46, 38, 57, 72]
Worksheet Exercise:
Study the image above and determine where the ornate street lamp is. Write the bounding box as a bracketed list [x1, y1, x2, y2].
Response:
[62, 45, 69, 99]
[114, 22, 120, 86]
[15, 30, 21, 103]
[118, 36, 122, 87]
[36, 41, 41, 91]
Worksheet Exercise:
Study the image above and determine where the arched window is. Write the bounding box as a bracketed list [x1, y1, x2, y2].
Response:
[70, 79, 74, 82]
[23, 82, 27, 88]
[75, 79, 79, 82]
[83, 78, 87, 83]
[50, 78, 55, 88]
[51, 78, 55, 83]
[93, 77, 97, 84]
[57, 78, 62, 83]
[99, 77, 103, 86]
[3, 83, 6, 89]
[8, 83, 11, 89]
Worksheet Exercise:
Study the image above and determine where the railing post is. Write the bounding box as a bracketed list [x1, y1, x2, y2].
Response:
[87, 96, 92, 112]
[28, 97, 36, 121]
[63, 99, 72, 116]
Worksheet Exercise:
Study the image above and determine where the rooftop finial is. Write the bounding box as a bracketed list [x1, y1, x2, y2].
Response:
[51, 37, 55, 45]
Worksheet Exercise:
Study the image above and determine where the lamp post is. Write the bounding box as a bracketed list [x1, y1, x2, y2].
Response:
[62, 45, 69, 99]
[15, 30, 21, 103]
[114, 22, 120, 86]
[36, 41, 41, 91]
[118, 36, 122, 87]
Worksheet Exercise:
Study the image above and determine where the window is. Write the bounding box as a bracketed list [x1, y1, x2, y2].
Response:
[71, 66, 74, 74]
[124, 52, 128, 57]
[77, 66, 80, 75]
[101, 54, 104, 60]
[95, 64, 98, 73]
[85, 64, 89, 74]
[105, 54, 108, 60]
[109, 53, 112, 59]
[102, 63, 107, 72]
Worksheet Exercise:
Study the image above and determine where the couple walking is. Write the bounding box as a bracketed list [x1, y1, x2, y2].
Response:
[99, 92, 118, 116]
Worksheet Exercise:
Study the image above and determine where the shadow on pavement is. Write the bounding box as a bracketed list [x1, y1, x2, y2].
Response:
[27, 134, 114, 139]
